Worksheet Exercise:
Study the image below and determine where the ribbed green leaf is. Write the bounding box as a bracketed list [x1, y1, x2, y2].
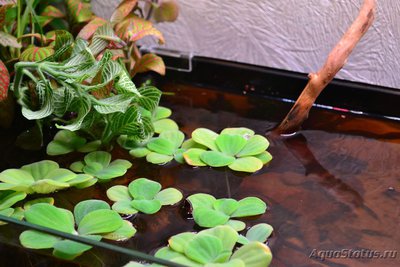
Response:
[57, 97, 91, 131]
[52, 86, 75, 117]
[137, 86, 161, 113]
[22, 81, 54, 120]
[115, 71, 140, 95]
[93, 94, 134, 114]
[78, 209, 122, 235]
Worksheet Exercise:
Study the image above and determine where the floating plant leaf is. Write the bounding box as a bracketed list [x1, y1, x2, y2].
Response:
[0, 191, 27, 224]
[184, 128, 272, 173]
[20, 201, 136, 260]
[228, 157, 263, 173]
[70, 151, 132, 182]
[192, 128, 219, 151]
[46, 130, 101, 156]
[155, 225, 272, 266]
[187, 194, 267, 229]
[200, 151, 235, 167]
[231, 242, 273, 267]
[0, 160, 93, 194]
[135, 130, 185, 165]
[237, 223, 274, 245]
[107, 178, 182, 215]
[182, 148, 207, 166]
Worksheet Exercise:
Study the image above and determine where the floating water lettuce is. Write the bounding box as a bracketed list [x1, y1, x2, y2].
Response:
[70, 151, 132, 185]
[107, 178, 183, 215]
[0, 160, 94, 194]
[0, 191, 27, 225]
[183, 128, 272, 172]
[47, 130, 101, 156]
[125, 225, 272, 267]
[187, 193, 267, 230]
[237, 223, 274, 245]
[19, 200, 136, 260]
[129, 130, 185, 164]
[143, 106, 179, 134]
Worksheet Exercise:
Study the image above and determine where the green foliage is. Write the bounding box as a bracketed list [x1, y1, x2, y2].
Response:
[129, 130, 185, 165]
[0, 191, 27, 224]
[12, 37, 162, 146]
[0, 160, 93, 194]
[69, 151, 132, 184]
[125, 225, 272, 267]
[187, 193, 267, 230]
[47, 130, 101, 156]
[237, 223, 274, 245]
[19, 201, 136, 260]
[107, 178, 182, 215]
[183, 128, 272, 173]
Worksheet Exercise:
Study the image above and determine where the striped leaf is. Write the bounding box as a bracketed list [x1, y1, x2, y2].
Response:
[52, 30, 74, 61]
[137, 86, 161, 113]
[93, 95, 134, 114]
[66, 0, 93, 24]
[0, 31, 21, 48]
[115, 71, 140, 96]
[89, 23, 123, 56]
[131, 53, 165, 76]
[53, 86, 75, 117]
[22, 81, 54, 120]
[0, 59, 10, 101]
[20, 46, 54, 62]
[57, 97, 91, 131]
[110, 0, 138, 24]
[111, 106, 142, 136]
[77, 16, 106, 40]
[115, 15, 165, 44]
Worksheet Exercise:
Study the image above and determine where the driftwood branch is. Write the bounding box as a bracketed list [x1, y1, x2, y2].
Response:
[276, 0, 376, 134]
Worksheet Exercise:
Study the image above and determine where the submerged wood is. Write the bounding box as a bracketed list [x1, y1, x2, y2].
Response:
[276, 0, 376, 134]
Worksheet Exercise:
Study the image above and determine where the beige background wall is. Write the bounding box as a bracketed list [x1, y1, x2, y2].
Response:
[92, 0, 400, 89]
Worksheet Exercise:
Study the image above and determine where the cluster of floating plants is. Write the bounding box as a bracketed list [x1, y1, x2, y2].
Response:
[107, 178, 183, 215]
[69, 151, 132, 184]
[19, 200, 136, 260]
[183, 128, 272, 172]
[127, 127, 272, 173]
[0, 160, 94, 193]
[125, 225, 273, 267]
[187, 193, 267, 231]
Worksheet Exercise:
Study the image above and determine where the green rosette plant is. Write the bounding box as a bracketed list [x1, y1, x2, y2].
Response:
[124, 225, 272, 267]
[70, 151, 132, 185]
[19, 200, 136, 260]
[107, 178, 183, 215]
[187, 193, 267, 231]
[183, 128, 272, 173]
[0, 160, 94, 194]
[46, 130, 101, 156]
[129, 130, 185, 165]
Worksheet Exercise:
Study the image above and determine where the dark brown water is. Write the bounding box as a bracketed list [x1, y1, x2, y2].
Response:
[1, 83, 399, 267]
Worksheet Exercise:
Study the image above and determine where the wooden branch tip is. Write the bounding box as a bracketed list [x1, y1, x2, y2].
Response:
[275, 0, 376, 135]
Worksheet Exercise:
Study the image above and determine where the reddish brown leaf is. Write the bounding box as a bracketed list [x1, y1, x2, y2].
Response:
[131, 53, 165, 76]
[0, 59, 10, 101]
[154, 0, 179, 23]
[77, 16, 107, 40]
[20, 46, 54, 62]
[115, 15, 165, 44]
[110, 0, 138, 24]
[40, 5, 65, 18]
[66, 0, 93, 23]
[0, 4, 13, 29]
